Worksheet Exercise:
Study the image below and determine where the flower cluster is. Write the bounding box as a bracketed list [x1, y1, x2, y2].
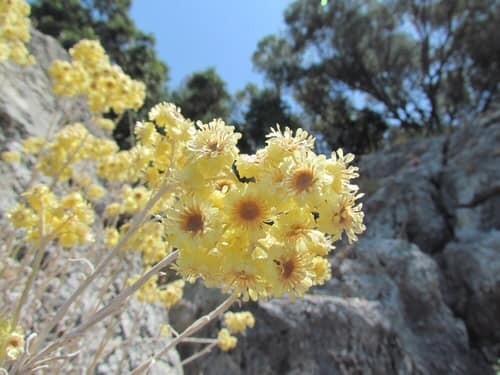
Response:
[0, 319, 24, 362]
[0, 0, 34, 65]
[1, 17, 367, 366]
[49, 39, 145, 114]
[223, 311, 255, 334]
[217, 311, 255, 351]
[128, 275, 185, 309]
[8, 184, 95, 248]
[124, 103, 366, 301]
[32, 122, 118, 182]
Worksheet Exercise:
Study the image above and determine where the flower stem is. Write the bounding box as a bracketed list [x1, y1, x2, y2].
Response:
[129, 294, 238, 375]
[23, 181, 173, 367]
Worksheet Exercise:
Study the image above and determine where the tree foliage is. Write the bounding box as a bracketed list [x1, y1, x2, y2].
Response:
[253, 0, 500, 152]
[234, 85, 299, 153]
[171, 67, 231, 124]
[30, 0, 169, 147]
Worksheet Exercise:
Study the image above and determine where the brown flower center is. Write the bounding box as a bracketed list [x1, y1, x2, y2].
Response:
[237, 199, 261, 222]
[291, 168, 315, 192]
[181, 210, 204, 234]
[7, 335, 22, 348]
[281, 259, 295, 279]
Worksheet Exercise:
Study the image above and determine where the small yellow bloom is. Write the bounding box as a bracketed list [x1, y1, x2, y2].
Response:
[104, 227, 120, 247]
[104, 202, 122, 218]
[217, 328, 237, 351]
[1, 150, 21, 163]
[0, 319, 24, 362]
[86, 184, 106, 201]
[223, 311, 255, 334]
[159, 279, 185, 309]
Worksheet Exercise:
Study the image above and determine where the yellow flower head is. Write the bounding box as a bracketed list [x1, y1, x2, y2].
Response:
[266, 242, 313, 299]
[316, 194, 366, 243]
[217, 328, 237, 351]
[186, 119, 241, 176]
[0, 0, 35, 65]
[159, 279, 185, 309]
[223, 311, 255, 334]
[264, 125, 315, 164]
[1, 150, 21, 163]
[223, 183, 272, 237]
[164, 194, 221, 251]
[0, 319, 24, 361]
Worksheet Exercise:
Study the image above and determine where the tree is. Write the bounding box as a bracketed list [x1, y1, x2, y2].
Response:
[235, 85, 299, 153]
[171, 68, 231, 124]
[252, 35, 298, 96]
[255, 0, 500, 141]
[312, 97, 388, 155]
[30, 0, 169, 147]
[29, 0, 97, 49]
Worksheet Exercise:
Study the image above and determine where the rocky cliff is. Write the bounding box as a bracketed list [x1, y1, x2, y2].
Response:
[1, 30, 498, 375]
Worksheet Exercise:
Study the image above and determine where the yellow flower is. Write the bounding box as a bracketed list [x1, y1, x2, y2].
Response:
[104, 227, 119, 247]
[104, 202, 122, 218]
[93, 117, 116, 132]
[223, 311, 255, 334]
[268, 208, 316, 243]
[1, 150, 20, 163]
[174, 247, 222, 285]
[159, 279, 185, 309]
[266, 242, 313, 299]
[164, 195, 221, 251]
[186, 119, 241, 176]
[316, 194, 366, 243]
[264, 125, 315, 164]
[86, 184, 106, 201]
[280, 151, 329, 206]
[129, 274, 164, 304]
[22, 184, 57, 212]
[50, 39, 145, 114]
[219, 249, 269, 301]
[120, 185, 151, 214]
[0, 319, 24, 362]
[69, 39, 108, 69]
[0, 0, 35, 65]
[324, 148, 360, 194]
[7, 204, 37, 228]
[310, 256, 331, 286]
[149, 102, 183, 128]
[22, 136, 45, 154]
[223, 184, 272, 237]
[217, 328, 237, 351]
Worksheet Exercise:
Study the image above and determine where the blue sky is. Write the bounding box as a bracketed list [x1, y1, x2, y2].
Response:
[130, 1, 294, 94]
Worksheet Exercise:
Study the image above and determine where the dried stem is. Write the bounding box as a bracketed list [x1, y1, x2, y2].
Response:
[19, 181, 174, 370]
[129, 293, 238, 375]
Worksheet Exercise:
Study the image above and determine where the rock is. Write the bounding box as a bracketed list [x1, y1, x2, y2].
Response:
[203, 296, 411, 375]
[359, 136, 453, 253]
[0, 28, 89, 213]
[440, 114, 500, 240]
[195, 239, 490, 375]
[439, 230, 500, 363]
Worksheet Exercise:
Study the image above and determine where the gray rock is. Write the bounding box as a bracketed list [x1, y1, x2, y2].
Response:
[440, 116, 500, 240]
[196, 239, 490, 375]
[0, 29, 89, 213]
[439, 230, 500, 362]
